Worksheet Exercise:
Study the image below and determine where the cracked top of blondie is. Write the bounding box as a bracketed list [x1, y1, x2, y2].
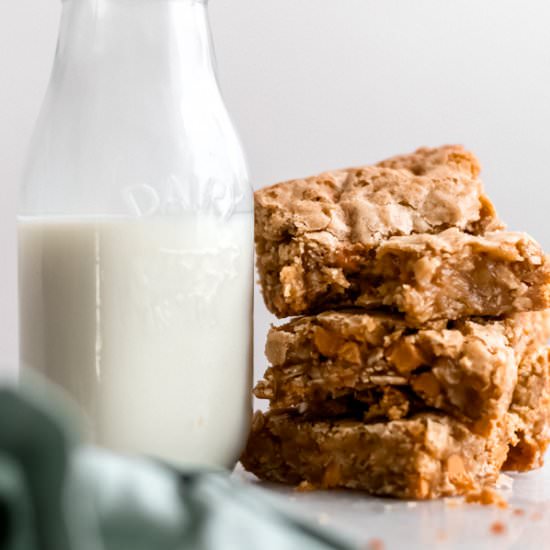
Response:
[255, 145, 501, 246]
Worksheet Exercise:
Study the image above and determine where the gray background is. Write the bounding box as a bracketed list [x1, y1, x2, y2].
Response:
[1, 0, 550, 379]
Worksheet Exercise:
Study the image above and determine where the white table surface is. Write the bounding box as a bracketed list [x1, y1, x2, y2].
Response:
[234, 454, 550, 550]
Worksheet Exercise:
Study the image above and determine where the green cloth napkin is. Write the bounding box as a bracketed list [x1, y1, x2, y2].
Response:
[0, 454, 36, 550]
[0, 382, 356, 550]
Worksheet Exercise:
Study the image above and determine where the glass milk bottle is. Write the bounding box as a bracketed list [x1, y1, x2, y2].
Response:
[18, 0, 253, 469]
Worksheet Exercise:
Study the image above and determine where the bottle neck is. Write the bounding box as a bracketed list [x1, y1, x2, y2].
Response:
[22, 0, 251, 219]
[54, 0, 217, 90]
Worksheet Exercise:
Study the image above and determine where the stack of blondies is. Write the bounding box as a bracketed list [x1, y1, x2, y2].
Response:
[241, 146, 550, 499]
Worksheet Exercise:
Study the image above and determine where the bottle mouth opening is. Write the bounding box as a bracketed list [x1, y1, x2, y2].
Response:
[61, 0, 209, 3]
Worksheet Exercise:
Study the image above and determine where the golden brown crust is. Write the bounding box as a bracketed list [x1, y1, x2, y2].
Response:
[376, 145, 481, 178]
[240, 411, 511, 499]
[256, 145, 498, 243]
[256, 311, 550, 436]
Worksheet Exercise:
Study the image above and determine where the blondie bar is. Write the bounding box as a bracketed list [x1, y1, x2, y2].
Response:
[259, 223, 550, 322]
[256, 310, 550, 435]
[240, 411, 511, 499]
[505, 346, 550, 471]
[256, 145, 507, 319]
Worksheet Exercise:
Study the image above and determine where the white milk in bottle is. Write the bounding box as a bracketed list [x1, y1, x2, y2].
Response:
[19, 214, 253, 467]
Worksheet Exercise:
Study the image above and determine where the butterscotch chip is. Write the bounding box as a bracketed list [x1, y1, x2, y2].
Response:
[313, 326, 343, 357]
[256, 310, 550, 436]
[411, 372, 441, 399]
[339, 341, 362, 364]
[447, 454, 467, 481]
[240, 411, 511, 500]
[388, 339, 427, 374]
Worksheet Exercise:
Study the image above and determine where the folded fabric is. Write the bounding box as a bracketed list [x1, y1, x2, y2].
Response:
[0, 381, 355, 550]
[0, 455, 36, 550]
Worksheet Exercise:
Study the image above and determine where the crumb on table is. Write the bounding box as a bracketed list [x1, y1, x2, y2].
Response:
[490, 521, 507, 535]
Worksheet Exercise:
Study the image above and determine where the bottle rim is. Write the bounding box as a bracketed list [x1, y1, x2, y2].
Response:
[61, 0, 209, 3]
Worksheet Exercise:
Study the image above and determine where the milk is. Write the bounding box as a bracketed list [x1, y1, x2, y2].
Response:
[18, 214, 253, 468]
